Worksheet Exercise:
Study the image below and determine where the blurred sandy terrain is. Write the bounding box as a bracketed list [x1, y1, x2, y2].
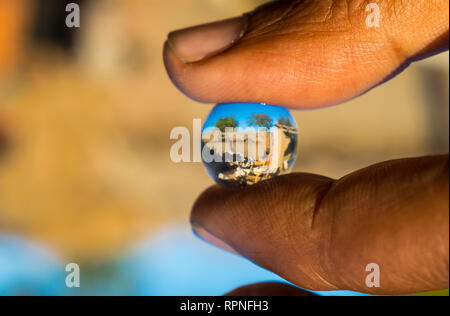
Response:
[0, 0, 31, 91]
[0, 0, 448, 262]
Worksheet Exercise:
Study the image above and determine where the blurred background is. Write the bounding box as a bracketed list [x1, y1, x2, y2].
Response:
[0, 0, 448, 296]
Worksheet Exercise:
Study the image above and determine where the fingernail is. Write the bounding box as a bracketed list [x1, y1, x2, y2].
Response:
[192, 223, 240, 255]
[167, 15, 248, 63]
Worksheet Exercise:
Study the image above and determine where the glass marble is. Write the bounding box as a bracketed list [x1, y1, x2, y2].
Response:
[201, 103, 298, 187]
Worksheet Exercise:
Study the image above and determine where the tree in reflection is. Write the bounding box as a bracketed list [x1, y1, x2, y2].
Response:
[247, 113, 273, 129]
[215, 116, 238, 132]
[277, 116, 294, 127]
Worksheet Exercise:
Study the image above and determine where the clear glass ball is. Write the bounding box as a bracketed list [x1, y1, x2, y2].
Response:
[201, 103, 298, 187]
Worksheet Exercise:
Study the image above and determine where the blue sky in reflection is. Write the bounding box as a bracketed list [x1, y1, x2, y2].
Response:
[203, 103, 297, 131]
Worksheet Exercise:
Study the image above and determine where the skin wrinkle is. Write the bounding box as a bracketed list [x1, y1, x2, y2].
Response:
[234, 7, 392, 105]
[407, 247, 438, 290]
[341, 0, 352, 26]
[324, 0, 335, 21]
[317, 180, 344, 289]
[242, 0, 356, 44]
[310, 180, 335, 229]
[294, 179, 340, 290]
[287, 0, 324, 22]
[244, 0, 306, 41]
[427, 160, 449, 285]
[412, 251, 439, 290]
[266, 175, 325, 288]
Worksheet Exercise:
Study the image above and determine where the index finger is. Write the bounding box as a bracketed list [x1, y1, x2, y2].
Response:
[191, 155, 449, 294]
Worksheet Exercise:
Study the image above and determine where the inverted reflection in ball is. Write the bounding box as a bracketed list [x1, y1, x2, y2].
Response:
[201, 103, 298, 187]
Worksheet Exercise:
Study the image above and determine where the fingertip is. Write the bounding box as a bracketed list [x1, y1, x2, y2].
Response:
[191, 222, 240, 256]
[163, 38, 223, 104]
[166, 16, 249, 64]
[190, 184, 244, 255]
[163, 40, 190, 97]
[190, 184, 224, 225]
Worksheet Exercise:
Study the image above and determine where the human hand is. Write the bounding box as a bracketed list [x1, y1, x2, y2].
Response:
[163, 0, 449, 295]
